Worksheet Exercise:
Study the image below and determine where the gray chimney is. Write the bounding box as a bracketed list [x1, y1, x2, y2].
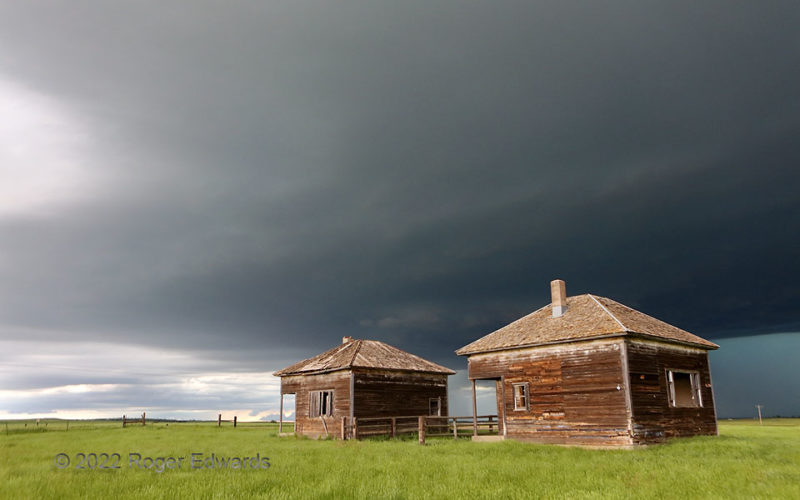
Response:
[551, 279, 567, 317]
[342, 336, 354, 344]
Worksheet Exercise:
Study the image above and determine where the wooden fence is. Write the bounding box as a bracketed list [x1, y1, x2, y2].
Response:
[339, 415, 499, 443]
[122, 412, 146, 427]
[217, 414, 239, 427]
[119, 413, 291, 429]
[216, 414, 295, 430]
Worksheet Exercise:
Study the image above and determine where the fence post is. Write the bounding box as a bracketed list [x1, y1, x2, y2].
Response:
[234, 416, 237, 428]
[488, 415, 493, 433]
[453, 418, 458, 439]
[341, 417, 346, 440]
[352, 417, 358, 440]
[142, 412, 146, 426]
[218, 414, 222, 427]
[391, 417, 396, 438]
[123, 415, 126, 428]
[418, 416, 426, 445]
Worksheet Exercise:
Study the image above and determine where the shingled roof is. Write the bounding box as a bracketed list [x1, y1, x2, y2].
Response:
[456, 294, 719, 355]
[274, 339, 456, 376]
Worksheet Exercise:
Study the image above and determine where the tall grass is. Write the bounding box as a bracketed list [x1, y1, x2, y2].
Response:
[1, 419, 798, 499]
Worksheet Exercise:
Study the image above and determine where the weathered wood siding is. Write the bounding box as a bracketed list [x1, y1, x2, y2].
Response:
[468, 339, 632, 446]
[280, 370, 351, 438]
[626, 339, 717, 444]
[281, 369, 450, 437]
[352, 369, 449, 418]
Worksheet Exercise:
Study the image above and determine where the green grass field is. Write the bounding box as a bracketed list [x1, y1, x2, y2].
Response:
[1, 419, 798, 499]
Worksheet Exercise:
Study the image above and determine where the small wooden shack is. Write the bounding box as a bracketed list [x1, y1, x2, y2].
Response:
[456, 279, 719, 446]
[274, 337, 455, 438]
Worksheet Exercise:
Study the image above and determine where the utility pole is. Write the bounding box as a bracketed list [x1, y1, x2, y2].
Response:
[755, 404, 764, 425]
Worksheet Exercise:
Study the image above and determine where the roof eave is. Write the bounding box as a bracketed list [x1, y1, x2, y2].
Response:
[351, 366, 456, 375]
[457, 330, 718, 356]
[276, 365, 456, 377]
[625, 331, 719, 350]
[456, 332, 629, 356]
[274, 367, 353, 377]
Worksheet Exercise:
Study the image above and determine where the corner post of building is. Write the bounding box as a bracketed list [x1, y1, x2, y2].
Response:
[471, 379, 478, 436]
[500, 376, 508, 438]
[341, 416, 346, 440]
[279, 393, 284, 433]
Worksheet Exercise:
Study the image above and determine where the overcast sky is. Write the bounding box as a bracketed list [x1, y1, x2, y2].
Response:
[1, 1, 798, 421]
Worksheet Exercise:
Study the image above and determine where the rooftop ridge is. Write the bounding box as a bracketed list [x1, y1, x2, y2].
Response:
[588, 294, 628, 332]
[348, 339, 363, 366]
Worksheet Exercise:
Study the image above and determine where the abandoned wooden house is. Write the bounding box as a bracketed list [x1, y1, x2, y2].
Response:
[456, 279, 719, 447]
[274, 337, 455, 438]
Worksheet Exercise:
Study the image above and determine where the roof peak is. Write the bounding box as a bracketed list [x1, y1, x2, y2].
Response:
[274, 338, 455, 376]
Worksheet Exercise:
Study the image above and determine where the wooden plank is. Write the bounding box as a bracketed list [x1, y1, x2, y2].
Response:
[499, 378, 507, 437]
[472, 379, 478, 436]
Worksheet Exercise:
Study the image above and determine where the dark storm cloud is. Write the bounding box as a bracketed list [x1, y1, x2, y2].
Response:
[0, 2, 798, 418]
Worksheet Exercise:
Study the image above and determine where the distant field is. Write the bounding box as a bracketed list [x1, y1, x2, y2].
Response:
[1, 419, 798, 499]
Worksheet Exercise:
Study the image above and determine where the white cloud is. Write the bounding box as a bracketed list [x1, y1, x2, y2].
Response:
[0, 78, 96, 216]
[0, 339, 282, 420]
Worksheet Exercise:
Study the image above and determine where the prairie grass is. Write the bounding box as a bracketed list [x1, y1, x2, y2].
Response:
[1, 419, 798, 499]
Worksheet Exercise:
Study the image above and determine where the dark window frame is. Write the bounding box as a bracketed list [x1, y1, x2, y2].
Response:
[666, 369, 703, 408]
[309, 389, 335, 417]
[429, 397, 441, 416]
